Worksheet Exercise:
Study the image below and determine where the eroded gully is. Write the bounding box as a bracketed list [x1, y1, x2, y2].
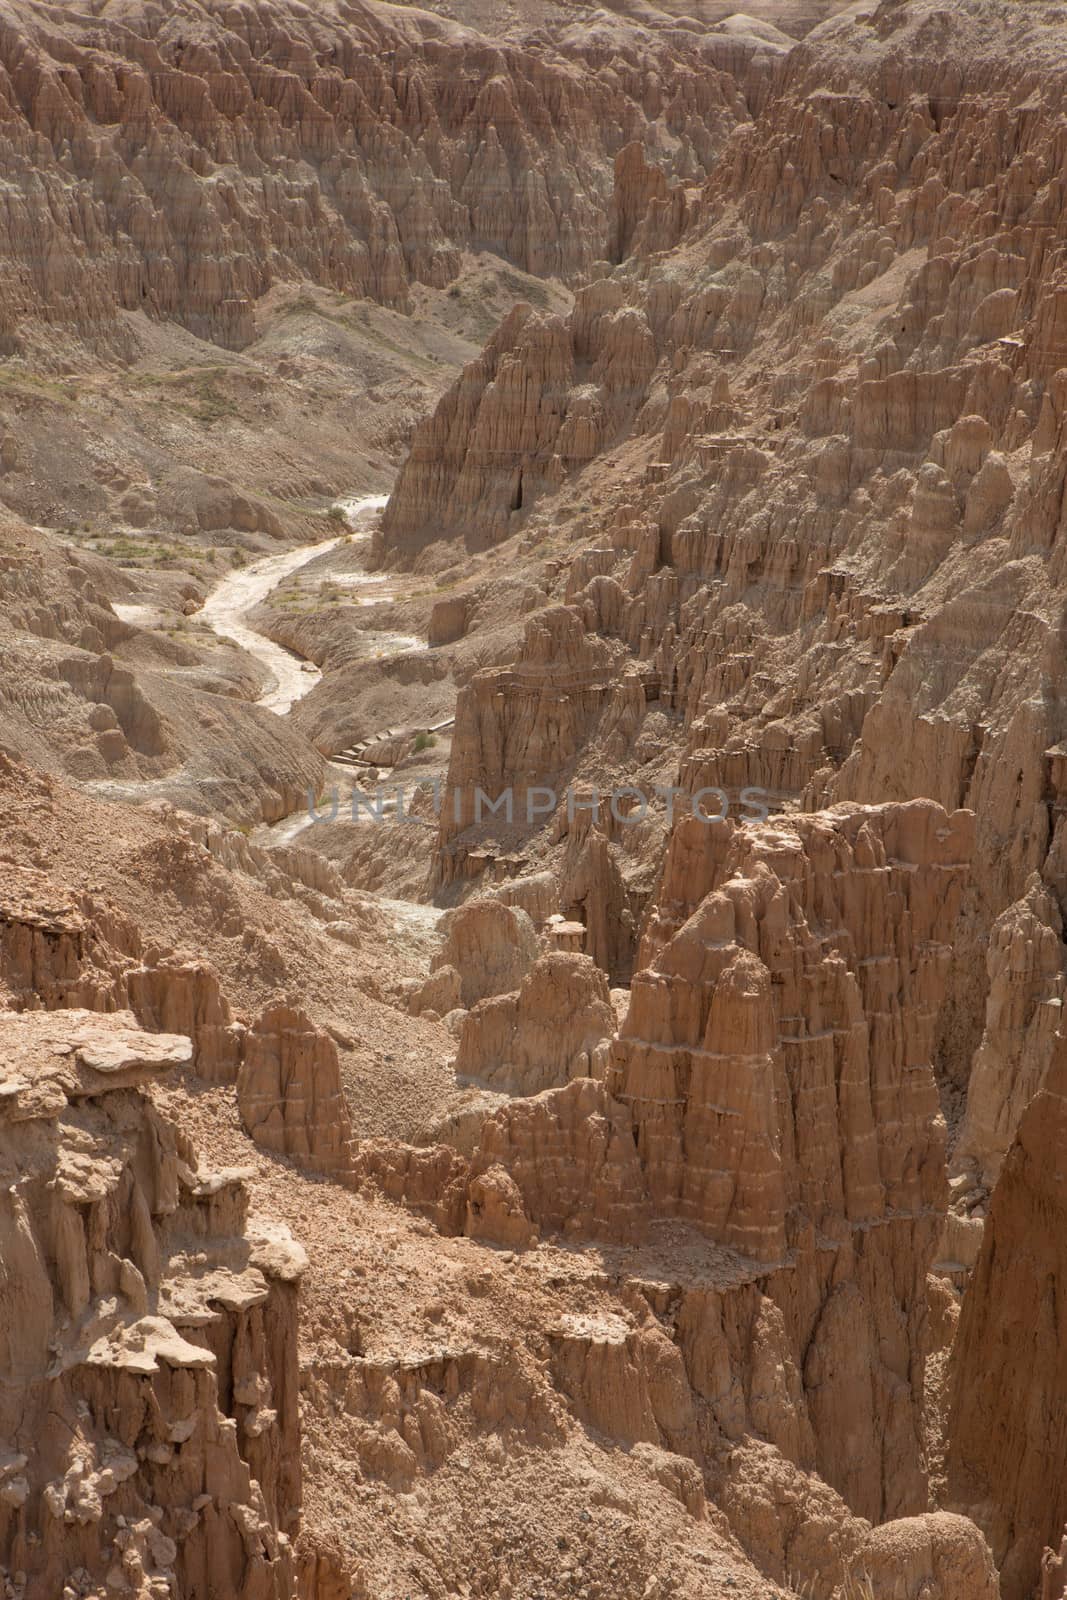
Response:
[198, 493, 439, 936]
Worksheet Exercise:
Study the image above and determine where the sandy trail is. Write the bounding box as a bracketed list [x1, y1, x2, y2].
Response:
[184, 495, 442, 934]
[198, 493, 389, 713]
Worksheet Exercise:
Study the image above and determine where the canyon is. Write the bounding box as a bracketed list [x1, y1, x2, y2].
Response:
[1, 0, 1066, 1596]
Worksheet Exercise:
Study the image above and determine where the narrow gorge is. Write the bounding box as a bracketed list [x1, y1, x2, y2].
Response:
[0, 0, 1064, 1597]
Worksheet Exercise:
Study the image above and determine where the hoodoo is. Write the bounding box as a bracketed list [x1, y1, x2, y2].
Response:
[0, 0, 1063, 1594]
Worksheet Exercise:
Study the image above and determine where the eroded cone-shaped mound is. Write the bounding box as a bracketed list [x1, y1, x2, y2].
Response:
[426, 897, 540, 1008]
[859, 1512, 998, 1600]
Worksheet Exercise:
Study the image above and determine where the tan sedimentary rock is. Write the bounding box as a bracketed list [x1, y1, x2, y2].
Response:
[465, 1164, 539, 1250]
[471, 1077, 650, 1244]
[952, 877, 1066, 1190]
[603, 802, 969, 1521]
[612, 803, 966, 1261]
[408, 962, 463, 1019]
[13, 0, 1067, 1588]
[489, 871, 560, 930]
[0, 877, 246, 1087]
[0, 0, 743, 352]
[237, 1004, 355, 1180]
[382, 802, 970, 1531]
[947, 1032, 1067, 1600]
[383, 284, 658, 552]
[0, 888, 134, 1012]
[0, 1008, 305, 1600]
[0, 856, 362, 1183]
[548, 1308, 701, 1463]
[455, 952, 613, 1094]
[424, 897, 540, 1007]
[434, 606, 643, 889]
[609, 141, 675, 264]
[1045, 1532, 1067, 1600]
[0, 1006, 190, 1108]
[126, 955, 246, 1083]
[857, 1513, 999, 1600]
[352, 1139, 470, 1236]
[383, 4, 1067, 1095]
[558, 823, 643, 984]
[415, 1087, 509, 1160]
[427, 594, 470, 647]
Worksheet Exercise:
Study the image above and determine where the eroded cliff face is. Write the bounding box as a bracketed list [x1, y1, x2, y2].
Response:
[946, 1031, 1067, 1600]
[0, 1007, 306, 1600]
[388, 0, 1067, 1040]
[432, 802, 966, 1528]
[3, 0, 1067, 1593]
[0, 0, 745, 354]
[383, 26, 1067, 1488]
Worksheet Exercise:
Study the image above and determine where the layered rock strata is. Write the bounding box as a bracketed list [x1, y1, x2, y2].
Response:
[454, 951, 614, 1094]
[0, 1008, 306, 1600]
[0, 0, 744, 351]
[947, 1030, 1067, 1600]
[375, 800, 970, 1536]
[236, 1004, 356, 1180]
[416, 897, 540, 1010]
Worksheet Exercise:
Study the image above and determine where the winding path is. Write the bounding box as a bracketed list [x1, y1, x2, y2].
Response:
[191, 492, 433, 855]
[199, 492, 389, 713]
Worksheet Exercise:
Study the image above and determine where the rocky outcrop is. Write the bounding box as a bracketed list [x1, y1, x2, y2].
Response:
[0, 849, 368, 1186]
[0, 883, 135, 1013]
[612, 802, 967, 1263]
[470, 1077, 649, 1244]
[427, 594, 470, 647]
[126, 956, 246, 1083]
[384, 2, 1067, 1074]
[0, 1008, 306, 1600]
[421, 897, 540, 1008]
[0, 873, 246, 1088]
[859, 1513, 998, 1600]
[947, 1031, 1067, 1600]
[1045, 1531, 1067, 1600]
[0, 0, 745, 352]
[455, 951, 613, 1094]
[951, 877, 1066, 1191]
[382, 284, 658, 552]
[236, 1004, 355, 1180]
[434, 606, 644, 888]
[381, 802, 970, 1529]
[548, 1307, 701, 1464]
[353, 1139, 470, 1238]
[604, 802, 969, 1523]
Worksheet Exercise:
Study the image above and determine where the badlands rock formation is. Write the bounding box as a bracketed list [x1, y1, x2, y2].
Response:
[442, 802, 969, 1522]
[3, 0, 1067, 1595]
[0, 0, 742, 351]
[0, 1008, 305, 1600]
[390, 0, 1067, 1083]
[417, 896, 540, 1009]
[236, 1005, 356, 1181]
[455, 951, 614, 1093]
[947, 1030, 1067, 1600]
